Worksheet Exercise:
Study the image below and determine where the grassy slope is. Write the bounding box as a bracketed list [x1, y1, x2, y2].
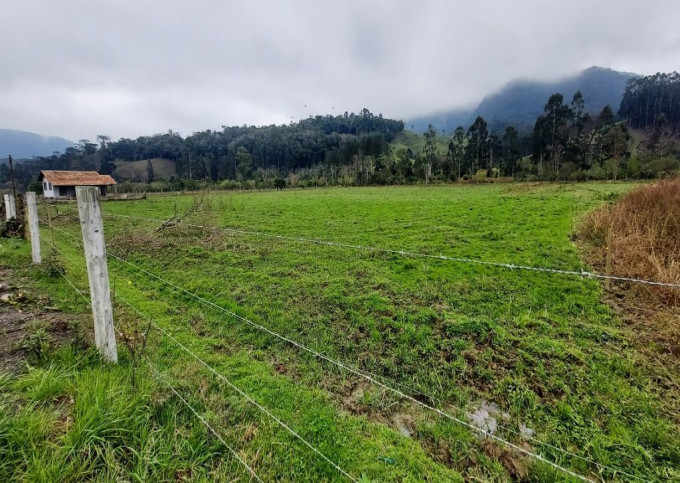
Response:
[390, 130, 451, 155]
[114, 158, 176, 181]
[3, 182, 679, 481]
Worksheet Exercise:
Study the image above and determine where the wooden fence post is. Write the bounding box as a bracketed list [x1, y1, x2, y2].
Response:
[26, 192, 41, 264]
[8, 194, 16, 219]
[4, 193, 17, 220]
[76, 186, 117, 363]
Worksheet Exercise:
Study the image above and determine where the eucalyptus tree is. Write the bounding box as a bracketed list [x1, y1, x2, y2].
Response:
[423, 124, 437, 184]
[466, 116, 489, 174]
[502, 126, 520, 176]
[448, 126, 466, 179]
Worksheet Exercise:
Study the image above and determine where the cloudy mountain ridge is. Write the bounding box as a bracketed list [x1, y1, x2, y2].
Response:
[408, 67, 637, 133]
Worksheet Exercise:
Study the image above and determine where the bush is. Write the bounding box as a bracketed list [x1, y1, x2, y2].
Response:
[570, 170, 587, 182]
[643, 157, 680, 178]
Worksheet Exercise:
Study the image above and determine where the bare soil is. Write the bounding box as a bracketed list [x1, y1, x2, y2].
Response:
[0, 268, 85, 374]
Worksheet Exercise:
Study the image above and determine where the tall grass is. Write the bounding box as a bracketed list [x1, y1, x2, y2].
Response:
[0, 347, 236, 482]
[580, 178, 680, 305]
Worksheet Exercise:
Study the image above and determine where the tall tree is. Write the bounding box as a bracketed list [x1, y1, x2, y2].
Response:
[466, 116, 489, 175]
[543, 93, 573, 175]
[502, 126, 520, 176]
[619, 72, 680, 130]
[235, 146, 253, 182]
[423, 124, 437, 184]
[448, 126, 466, 180]
[600, 123, 630, 180]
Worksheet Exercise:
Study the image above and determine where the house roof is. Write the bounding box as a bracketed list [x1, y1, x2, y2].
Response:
[39, 170, 117, 186]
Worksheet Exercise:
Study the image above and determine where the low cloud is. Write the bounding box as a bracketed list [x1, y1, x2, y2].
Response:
[1, 0, 678, 141]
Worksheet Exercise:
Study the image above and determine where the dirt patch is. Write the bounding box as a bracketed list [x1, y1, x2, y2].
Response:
[466, 400, 510, 435]
[0, 268, 87, 374]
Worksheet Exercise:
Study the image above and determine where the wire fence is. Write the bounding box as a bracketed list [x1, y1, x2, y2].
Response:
[39, 219, 359, 481]
[102, 211, 680, 290]
[144, 358, 264, 482]
[31, 203, 659, 482]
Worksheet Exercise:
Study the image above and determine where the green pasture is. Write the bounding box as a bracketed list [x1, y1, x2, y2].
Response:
[3, 182, 678, 481]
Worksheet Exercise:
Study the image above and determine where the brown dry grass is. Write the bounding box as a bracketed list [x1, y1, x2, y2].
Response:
[580, 178, 680, 306]
[579, 178, 680, 359]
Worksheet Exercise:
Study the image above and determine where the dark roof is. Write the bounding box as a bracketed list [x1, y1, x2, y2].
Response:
[39, 170, 117, 186]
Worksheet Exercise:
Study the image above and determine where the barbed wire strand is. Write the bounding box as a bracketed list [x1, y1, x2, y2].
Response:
[102, 212, 680, 289]
[43, 241, 90, 303]
[39, 216, 642, 481]
[38, 224, 355, 480]
[38, 219, 81, 243]
[42, 230, 265, 482]
[108, 251, 595, 482]
[114, 293, 358, 482]
[144, 357, 263, 482]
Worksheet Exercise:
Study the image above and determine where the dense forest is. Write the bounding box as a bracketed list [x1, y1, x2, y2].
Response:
[619, 72, 680, 130]
[2, 73, 679, 191]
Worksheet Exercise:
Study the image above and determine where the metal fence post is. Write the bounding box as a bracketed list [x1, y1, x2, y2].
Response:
[76, 186, 117, 363]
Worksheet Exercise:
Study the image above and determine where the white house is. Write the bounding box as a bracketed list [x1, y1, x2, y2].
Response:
[38, 170, 117, 199]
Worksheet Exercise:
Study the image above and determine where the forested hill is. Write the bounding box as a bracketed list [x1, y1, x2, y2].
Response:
[0, 129, 74, 159]
[409, 67, 636, 133]
[3, 109, 404, 187]
[103, 110, 403, 180]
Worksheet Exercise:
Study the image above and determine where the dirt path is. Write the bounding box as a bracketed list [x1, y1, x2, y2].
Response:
[0, 268, 84, 374]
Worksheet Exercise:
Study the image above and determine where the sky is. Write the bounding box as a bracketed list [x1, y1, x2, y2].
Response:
[1, 0, 679, 141]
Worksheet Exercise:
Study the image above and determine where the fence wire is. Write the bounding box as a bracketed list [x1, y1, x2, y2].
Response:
[36, 210, 650, 481]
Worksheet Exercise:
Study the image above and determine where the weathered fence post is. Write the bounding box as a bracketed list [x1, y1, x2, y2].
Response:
[3, 193, 17, 220]
[25, 192, 41, 264]
[76, 186, 117, 363]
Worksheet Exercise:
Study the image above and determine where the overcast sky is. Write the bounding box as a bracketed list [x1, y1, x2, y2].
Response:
[1, 0, 679, 141]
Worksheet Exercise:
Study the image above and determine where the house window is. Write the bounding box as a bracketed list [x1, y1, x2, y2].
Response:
[43, 182, 48, 191]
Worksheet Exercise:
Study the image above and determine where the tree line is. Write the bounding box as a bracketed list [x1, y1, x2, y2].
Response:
[2, 73, 679, 191]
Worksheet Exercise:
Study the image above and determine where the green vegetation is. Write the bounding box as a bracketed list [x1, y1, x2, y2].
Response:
[3, 73, 679, 192]
[1, 239, 463, 482]
[619, 72, 680, 131]
[2, 182, 677, 480]
[114, 158, 176, 183]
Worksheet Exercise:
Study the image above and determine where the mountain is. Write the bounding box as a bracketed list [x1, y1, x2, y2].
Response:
[405, 108, 473, 135]
[408, 67, 637, 133]
[0, 129, 74, 159]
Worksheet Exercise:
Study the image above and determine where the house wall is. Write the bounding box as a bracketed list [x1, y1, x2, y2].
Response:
[42, 183, 76, 198]
[43, 180, 57, 198]
[42, 183, 110, 198]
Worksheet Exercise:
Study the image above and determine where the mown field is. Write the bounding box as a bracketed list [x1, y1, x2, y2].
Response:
[3, 182, 679, 481]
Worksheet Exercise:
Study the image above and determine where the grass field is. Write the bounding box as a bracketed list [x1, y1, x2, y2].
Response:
[3, 182, 679, 481]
